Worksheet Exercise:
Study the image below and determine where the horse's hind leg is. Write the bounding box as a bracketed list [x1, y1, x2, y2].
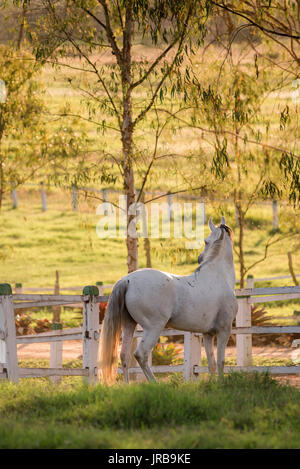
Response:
[217, 328, 231, 378]
[134, 326, 163, 383]
[120, 312, 137, 384]
[203, 333, 216, 375]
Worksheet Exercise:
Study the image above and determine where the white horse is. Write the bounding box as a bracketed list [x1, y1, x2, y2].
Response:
[98, 216, 238, 384]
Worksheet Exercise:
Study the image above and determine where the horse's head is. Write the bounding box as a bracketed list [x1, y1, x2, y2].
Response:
[197, 216, 233, 266]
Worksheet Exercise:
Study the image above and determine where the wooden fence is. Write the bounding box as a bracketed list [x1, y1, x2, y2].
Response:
[0, 283, 300, 384]
[11, 184, 283, 229]
[13, 283, 113, 296]
[13, 272, 299, 297]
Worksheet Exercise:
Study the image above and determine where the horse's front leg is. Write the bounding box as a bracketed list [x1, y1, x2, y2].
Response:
[203, 333, 216, 376]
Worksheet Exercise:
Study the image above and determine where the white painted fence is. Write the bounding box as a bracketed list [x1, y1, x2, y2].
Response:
[13, 283, 113, 295]
[0, 284, 300, 384]
[12, 184, 280, 229]
[236, 274, 300, 286]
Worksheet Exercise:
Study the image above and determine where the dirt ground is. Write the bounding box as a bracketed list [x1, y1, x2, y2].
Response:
[17, 341, 300, 388]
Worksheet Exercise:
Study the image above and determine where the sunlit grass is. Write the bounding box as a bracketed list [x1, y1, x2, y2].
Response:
[0, 373, 299, 448]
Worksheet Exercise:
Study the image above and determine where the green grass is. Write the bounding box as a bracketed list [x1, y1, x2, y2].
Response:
[0, 373, 300, 448]
[1, 190, 299, 284]
[18, 355, 295, 370]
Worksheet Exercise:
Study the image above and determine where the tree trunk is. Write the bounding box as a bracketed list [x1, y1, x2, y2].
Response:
[122, 1, 138, 273]
[235, 199, 245, 288]
[288, 252, 299, 286]
[17, 3, 28, 50]
[144, 237, 152, 268]
[0, 129, 4, 212]
[123, 154, 138, 273]
[234, 128, 245, 288]
[0, 156, 3, 211]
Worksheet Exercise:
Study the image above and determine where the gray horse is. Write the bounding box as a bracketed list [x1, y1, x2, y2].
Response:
[98, 216, 238, 383]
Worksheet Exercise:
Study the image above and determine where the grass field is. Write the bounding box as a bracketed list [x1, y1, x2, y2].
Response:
[1, 187, 299, 328]
[1, 44, 299, 294]
[0, 373, 299, 449]
[1, 188, 300, 284]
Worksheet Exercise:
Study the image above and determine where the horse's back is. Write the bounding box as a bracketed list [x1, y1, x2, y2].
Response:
[118, 267, 237, 334]
[123, 268, 176, 328]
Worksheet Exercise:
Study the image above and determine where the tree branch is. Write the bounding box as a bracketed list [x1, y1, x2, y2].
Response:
[212, 1, 300, 39]
[97, 0, 123, 66]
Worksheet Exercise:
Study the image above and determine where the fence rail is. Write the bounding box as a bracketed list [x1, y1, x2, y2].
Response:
[13, 272, 300, 298]
[9, 183, 286, 230]
[0, 283, 300, 384]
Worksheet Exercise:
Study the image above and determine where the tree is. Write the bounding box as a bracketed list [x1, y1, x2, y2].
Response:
[184, 23, 300, 286]
[212, 1, 300, 45]
[0, 43, 88, 210]
[23, 0, 210, 273]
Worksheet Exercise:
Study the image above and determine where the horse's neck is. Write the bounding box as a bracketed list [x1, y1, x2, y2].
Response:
[218, 239, 236, 289]
[196, 239, 236, 290]
[220, 258, 236, 290]
[223, 237, 235, 282]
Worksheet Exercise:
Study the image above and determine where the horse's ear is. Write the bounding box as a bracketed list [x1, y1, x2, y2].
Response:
[221, 216, 226, 225]
[209, 218, 215, 231]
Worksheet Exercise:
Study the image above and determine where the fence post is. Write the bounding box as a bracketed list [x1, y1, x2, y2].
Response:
[50, 323, 63, 384]
[183, 332, 202, 381]
[82, 285, 100, 384]
[96, 281, 104, 296]
[236, 297, 252, 367]
[140, 191, 152, 268]
[11, 189, 18, 209]
[40, 182, 47, 212]
[202, 200, 207, 224]
[15, 283, 22, 294]
[52, 270, 61, 323]
[246, 275, 255, 289]
[102, 189, 108, 216]
[272, 200, 279, 230]
[167, 192, 173, 221]
[0, 284, 18, 383]
[72, 184, 78, 211]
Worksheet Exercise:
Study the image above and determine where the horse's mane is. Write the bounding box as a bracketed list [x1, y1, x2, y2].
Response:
[219, 223, 233, 242]
[195, 223, 233, 273]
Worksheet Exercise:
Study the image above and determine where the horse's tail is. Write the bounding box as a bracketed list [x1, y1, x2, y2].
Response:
[98, 278, 128, 384]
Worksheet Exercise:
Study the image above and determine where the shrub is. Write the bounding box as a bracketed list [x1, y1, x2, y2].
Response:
[152, 339, 181, 366]
[14, 315, 52, 335]
[33, 318, 52, 334]
[15, 314, 34, 336]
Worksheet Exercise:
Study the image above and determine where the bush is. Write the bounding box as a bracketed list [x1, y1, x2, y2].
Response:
[15, 314, 34, 336]
[33, 318, 52, 334]
[14, 314, 52, 335]
[152, 339, 181, 366]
